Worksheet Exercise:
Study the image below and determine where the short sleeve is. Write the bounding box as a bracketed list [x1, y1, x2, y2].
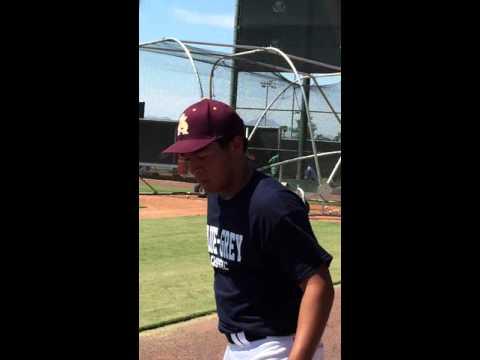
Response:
[262, 210, 333, 283]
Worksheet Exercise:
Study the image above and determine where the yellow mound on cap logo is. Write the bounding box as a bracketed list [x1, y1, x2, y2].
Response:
[177, 113, 189, 136]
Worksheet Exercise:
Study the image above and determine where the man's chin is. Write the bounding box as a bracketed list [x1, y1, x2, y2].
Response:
[197, 181, 210, 191]
[200, 183, 220, 194]
[201, 184, 214, 193]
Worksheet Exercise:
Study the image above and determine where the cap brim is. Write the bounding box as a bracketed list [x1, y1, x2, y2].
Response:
[162, 137, 217, 154]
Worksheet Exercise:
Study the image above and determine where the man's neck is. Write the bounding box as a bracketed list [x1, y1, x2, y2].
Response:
[219, 161, 253, 200]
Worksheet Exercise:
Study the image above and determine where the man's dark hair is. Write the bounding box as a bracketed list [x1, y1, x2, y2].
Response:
[216, 135, 248, 153]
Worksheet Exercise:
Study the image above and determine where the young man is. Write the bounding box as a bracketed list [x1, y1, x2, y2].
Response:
[163, 99, 334, 360]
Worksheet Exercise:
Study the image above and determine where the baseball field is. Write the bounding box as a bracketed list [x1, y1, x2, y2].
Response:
[139, 182, 341, 330]
[139, 178, 194, 194]
[139, 180, 341, 359]
[140, 216, 340, 330]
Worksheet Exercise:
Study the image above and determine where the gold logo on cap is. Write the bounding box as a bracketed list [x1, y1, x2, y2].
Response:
[177, 113, 189, 136]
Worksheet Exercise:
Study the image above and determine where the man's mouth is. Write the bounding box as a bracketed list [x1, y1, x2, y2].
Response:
[194, 174, 208, 183]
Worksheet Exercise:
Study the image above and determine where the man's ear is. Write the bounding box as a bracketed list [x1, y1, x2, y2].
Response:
[230, 136, 245, 153]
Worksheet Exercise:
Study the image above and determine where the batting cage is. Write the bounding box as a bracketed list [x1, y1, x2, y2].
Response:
[139, 38, 340, 203]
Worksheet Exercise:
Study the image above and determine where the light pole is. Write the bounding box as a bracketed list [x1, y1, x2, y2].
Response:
[260, 80, 276, 126]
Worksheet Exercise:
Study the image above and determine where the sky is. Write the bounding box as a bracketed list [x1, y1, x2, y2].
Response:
[139, 0, 341, 139]
[140, 0, 236, 45]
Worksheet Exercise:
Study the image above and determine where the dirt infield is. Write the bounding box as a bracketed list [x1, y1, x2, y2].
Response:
[139, 194, 340, 222]
[139, 286, 340, 360]
[140, 178, 340, 221]
[140, 195, 208, 219]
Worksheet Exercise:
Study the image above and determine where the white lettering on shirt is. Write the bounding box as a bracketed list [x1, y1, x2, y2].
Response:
[206, 225, 244, 270]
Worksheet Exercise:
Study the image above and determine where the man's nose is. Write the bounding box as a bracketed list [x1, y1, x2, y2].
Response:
[188, 158, 202, 173]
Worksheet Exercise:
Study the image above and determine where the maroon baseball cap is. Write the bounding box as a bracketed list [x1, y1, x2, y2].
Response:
[163, 98, 245, 154]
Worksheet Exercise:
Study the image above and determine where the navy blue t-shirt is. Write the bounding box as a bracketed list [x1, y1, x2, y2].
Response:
[207, 171, 332, 336]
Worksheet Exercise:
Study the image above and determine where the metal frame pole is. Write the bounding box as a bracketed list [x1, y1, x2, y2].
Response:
[247, 82, 296, 141]
[178, 40, 341, 72]
[139, 37, 204, 99]
[229, 0, 241, 108]
[257, 151, 341, 171]
[327, 156, 341, 185]
[311, 76, 342, 125]
[209, 46, 324, 189]
[296, 77, 310, 180]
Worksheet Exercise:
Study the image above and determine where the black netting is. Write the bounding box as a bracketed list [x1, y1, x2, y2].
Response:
[139, 40, 340, 195]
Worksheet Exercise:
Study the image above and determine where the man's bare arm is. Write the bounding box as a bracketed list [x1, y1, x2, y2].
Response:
[288, 264, 334, 360]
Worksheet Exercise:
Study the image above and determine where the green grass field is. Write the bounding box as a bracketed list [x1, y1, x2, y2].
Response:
[139, 182, 193, 194]
[140, 216, 340, 330]
[310, 221, 341, 283]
